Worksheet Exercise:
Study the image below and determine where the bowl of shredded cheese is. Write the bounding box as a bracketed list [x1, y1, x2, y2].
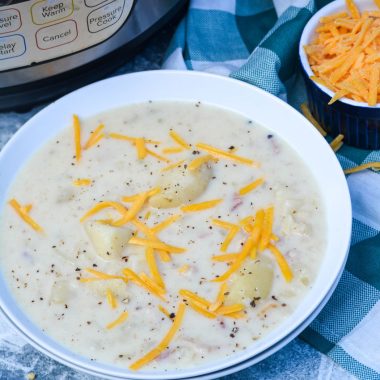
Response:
[299, 0, 380, 149]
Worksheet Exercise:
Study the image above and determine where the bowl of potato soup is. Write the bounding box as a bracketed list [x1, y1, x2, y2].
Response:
[0, 71, 351, 379]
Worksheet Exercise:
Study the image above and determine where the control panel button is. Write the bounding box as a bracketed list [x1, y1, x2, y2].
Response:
[36, 19, 77, 50]
[85, 0, 108, 8]
[0, 8, 22, 34]
[0, 34, 26, 60]
[87, 0, 125, 33]
[31, 0, 74, 25]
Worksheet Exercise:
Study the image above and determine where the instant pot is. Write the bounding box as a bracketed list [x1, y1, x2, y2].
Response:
[0, 0, 186, 111]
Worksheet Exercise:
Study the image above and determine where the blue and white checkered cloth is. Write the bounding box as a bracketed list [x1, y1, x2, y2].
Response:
[163, 1, 380, 379]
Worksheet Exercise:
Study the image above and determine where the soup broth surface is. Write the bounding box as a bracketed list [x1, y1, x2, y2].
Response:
[0, 101, 326, 370]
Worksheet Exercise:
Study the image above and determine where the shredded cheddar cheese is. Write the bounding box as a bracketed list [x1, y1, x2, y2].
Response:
[242, 234, 258, 260]
[239, 178, 264, 195]
[187, 300, 217, 318]
[108, 133, 160, 145]
[22, 204, 32, 213]
[249, 209, 265, 259]
[178, 264, 190, 274]
[211, 245, 249, 282]
[213, 218, 241, 252]
[162, 146, 185, 154]
[226, 312, 245, 319]
[86, 131, 104, 150]
[180, 287, 245, 319]
[80, 277, 116, 283]
[300, 103, 327, 136]
[80, 201, 127, 223]
[161, 160, 186, 172]
[196, 143, 259, 167]
[73, 178, 92, 186]
[145, 148, 171, 163]
[158, 250, 172, 262]
[240, 214, 255, 235]
[122, 187, 160, 202]
[209, 282, 228, 312]
[82, 268, 126, 281]
[179, 289, 211, 308]
[180, 199, 222, 212]
[220, 226, 239, 252]
[104, 187, 158, 227]
[212, 219, 239, 230]
[259, 207, 274, 251]
[211, 253, 239, 262]
[83, 124, 104, 150]
[369, 64, 380, 106]
[216, 304, 245, 316]
[304, 2, 380, 106]
[328, 89, 350, 105]
[8, 199, 44, 233]
[268, 244, 293, 282]
[344, 161, 380, 174]
[131, 217, 176, 265]
[151, 214, 182, 233]
[346, 0, 360, 18]
[112, 192, 149, 227]
[106, 289, 118, 309]
[212, 208, 267, 281]
[128, 237, 186, 253]
[158, 305, 171, 318]
[73, 114, 81, 162]
[169, 130, 191, 150]
[135, 138, 148, 159]
[131, 219, 154, 238]
[188, 155, 218, 171]
[106, 311, 128, 329]
[129, 302, 186, 370]
[139, 272, 166, 296]
[271, 233, 280, 242]
[330, 134, 344, 152]
[122, 268, 166, 301]
[108, 133, 169, 163]
[145, 247, 165, 288]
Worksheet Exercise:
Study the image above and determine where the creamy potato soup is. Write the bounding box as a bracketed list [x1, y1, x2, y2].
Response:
[0, 101, 326, 371]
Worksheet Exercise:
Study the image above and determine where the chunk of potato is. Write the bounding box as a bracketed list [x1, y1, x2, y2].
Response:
[84, 221, 132, 260]
[281, 214, 311, 237]
[149, 162, 212, 208]
[225, 256, 274, 305]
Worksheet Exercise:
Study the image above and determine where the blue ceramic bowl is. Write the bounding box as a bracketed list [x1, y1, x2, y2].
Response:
[299, 0, 380, 150]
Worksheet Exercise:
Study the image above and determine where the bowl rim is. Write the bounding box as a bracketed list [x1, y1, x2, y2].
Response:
[0, 70, 352, 379]
[299, 0, 380, 109]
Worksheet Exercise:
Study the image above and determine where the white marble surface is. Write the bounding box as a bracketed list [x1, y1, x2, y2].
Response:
[0, 23, 356, 380]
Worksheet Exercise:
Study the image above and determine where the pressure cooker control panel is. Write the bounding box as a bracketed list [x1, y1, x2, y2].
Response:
[0, 0, 133, 71]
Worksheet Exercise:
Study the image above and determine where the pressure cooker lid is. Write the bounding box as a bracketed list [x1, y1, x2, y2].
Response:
[0, 0, 187, 111]
[0, 0, 136, 74]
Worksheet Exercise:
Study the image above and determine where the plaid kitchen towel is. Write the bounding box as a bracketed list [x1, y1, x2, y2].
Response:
[163, 1, 380, 379]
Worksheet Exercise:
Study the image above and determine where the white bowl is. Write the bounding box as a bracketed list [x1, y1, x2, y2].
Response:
[0, 71, 352, 379]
